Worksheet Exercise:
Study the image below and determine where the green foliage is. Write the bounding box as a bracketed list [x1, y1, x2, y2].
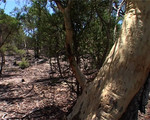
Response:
[5, 45, 25, 57]
[0, 9, 22, 52]
[19, 58, 29, 69]
[0, 9, 20, 31]
[12, 46, 26, 57]
[2, 0, 123, 70]
[0, 45, 7, 52]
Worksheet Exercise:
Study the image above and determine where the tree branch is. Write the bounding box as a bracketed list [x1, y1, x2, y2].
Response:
[53, 0, 86, 89]
[113, 0, 125, 42]
[0, 29, 12, 48]
[53, 0, 65, 13]
[67, 0, 72, 9]
[115, 0, 125, 19]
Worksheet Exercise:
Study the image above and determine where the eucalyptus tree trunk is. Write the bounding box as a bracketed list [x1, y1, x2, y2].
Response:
[54, 0, 86, 89]
[68, 0, 150, 119]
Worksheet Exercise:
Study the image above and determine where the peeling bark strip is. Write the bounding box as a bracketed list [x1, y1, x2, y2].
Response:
[54, 0, 86, 88]
[68, 0, 150, 120]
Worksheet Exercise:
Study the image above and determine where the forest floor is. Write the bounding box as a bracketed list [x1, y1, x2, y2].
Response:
[0, 52, 78, 120]
[0, 51, 150, 120]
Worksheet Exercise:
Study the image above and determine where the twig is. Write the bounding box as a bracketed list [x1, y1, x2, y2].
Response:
[2, 113, 7, 120]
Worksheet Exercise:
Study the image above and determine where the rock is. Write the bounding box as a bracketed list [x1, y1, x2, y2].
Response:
[21, 79, 25, 82]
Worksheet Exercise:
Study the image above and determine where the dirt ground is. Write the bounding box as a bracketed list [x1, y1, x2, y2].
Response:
[0, 54, 78, 120]
[0, 53, 150, 120]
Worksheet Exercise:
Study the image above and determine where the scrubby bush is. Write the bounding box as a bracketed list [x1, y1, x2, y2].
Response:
[12, 46, 26, 57]
[19, 58, 29, 69]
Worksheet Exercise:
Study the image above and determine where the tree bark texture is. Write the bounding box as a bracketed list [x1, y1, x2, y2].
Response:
[55, 0, 86, 88]
[68, 0, 150, 120]
[119, 73, 150, 120]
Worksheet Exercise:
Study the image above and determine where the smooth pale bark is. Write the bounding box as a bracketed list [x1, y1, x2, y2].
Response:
[64, 7, 86, 89]
[68, 0, 150, 120]
[54, 0, 86, 88]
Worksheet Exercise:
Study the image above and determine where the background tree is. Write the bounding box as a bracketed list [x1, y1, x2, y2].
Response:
[0, 9, 20, 74]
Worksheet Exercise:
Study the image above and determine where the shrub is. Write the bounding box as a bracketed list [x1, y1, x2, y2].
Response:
[19, 58, 29, 69]
[12, 46, 25, 57]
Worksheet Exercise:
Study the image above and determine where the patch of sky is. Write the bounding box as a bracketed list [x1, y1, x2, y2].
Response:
[0, 0, 53, 16]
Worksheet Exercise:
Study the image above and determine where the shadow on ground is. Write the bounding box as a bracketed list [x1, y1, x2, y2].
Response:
[21, 105, 66, 120]
[0, 76, 76, 120]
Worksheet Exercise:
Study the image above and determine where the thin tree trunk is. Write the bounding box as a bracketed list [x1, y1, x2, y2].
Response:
[68, 1, 150, 119]
[56, 54, 63, 78]
[95, 0, 112, 69]
[49, 58, 53, 71]
[0, 27, 4, 75]
[34, 39, 40, 59]
[54, 0, 86, 89]
[35, 2, 42, 59]
[0, 50, 5, 75]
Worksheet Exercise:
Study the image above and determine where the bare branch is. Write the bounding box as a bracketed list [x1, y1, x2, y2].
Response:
[67, 0, 73, 9]
[115, 0, 125, 19]
[113, 0, 125, 42]
[53, 0, 65, 13]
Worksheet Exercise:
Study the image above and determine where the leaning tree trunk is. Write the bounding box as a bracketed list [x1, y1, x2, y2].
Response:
[54, 0, 86, 89]
[68, 0, 150, 120]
